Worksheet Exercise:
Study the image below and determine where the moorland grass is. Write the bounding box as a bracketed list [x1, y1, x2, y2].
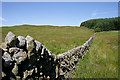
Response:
[1, 25, 118, 78]
[1, 25, 94, 55]
[73, 31, 118, 78]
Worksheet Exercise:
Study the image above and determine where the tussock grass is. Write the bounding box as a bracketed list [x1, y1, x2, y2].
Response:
[1, 25, 94, 55]
[73, 31, 118, 78]
[1, 25, 118, 78]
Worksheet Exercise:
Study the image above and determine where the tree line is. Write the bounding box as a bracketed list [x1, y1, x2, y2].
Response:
[80, 17, 120, 32]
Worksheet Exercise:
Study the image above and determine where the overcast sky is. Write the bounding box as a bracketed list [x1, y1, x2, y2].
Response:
[1, 2, 118, 26]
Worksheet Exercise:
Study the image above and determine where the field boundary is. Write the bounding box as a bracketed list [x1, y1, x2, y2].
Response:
[1, 32, 96, 79]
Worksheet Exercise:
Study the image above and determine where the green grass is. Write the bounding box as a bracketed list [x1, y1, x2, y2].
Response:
[1, 25, 94, 55]
[1, 25, 118, 78]
[73, 31, 118, 78]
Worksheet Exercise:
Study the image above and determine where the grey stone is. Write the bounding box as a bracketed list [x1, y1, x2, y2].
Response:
[3, 52, 12, 62]
[48, 50, 52, 56]
[34, 40, 42, 52]
[57, 53, 64, 57]
[10, 77, 15, 80]
[26, 36, 34, 52]
[51, 54, 56, 59]
[0, 42, 8, 49]
[9, 47, 20, 54]
[47, 76, 50, 79]
[2, 72, 6, 78]
[3, 49, 8, 52]
[61, 61, 66, 65]
[5, 31, 18, 47]
[40, 72, 43, 75]
[59, 69, 65, 75]
[16, 76, 20, 79]
[41, 46, 46, 55]
[62, 52, 68, 56]
[3, 52, 13, 67]
[12, 51, 27, 64]
[23, 70, 28, 79]
[35, 68, 37, 73]
[65, 56, 67, 59]
[17, 36, 26, 48]
[20, 49, 24, 52]
[64, 59, 69, 65]
[28, 69, 34, 76]
[12, 63, 18, 75]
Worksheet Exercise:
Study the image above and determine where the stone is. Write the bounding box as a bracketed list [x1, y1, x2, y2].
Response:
[36, 55, 40, 61]
[65, 56, 67, 59]
[48, 50, 52, 56]
[61, 61, 65, 65]
[16, 76, 20, 79]
[60, 64, 66, 67]
[12, 51, 27, 64]
[51, 54, 56, 59]
[51, 54, 56, 62]
[62, 52, 67, 55]
[40, 66, 42, 69]
[41, 55, 43, 58]
[28, 69, 34, 76]
[26, 36, 34, 52]
[10, 77, 15, 80]
[12, 63, 18, 76]
[41, 46, 45, 55]
[3, 52, 13, 67]
[35, 68, 37, 73]
[74, 58, 78, 63]
[17, 36, 26, 48]
[19, 49, 24, 52]
[59, 69, 65, 75]
[23, 70, 28, 79]
[26, 36, 34, 59]
[3, 52, 12, 62]
[5, 31, 18, 47]
[27, 52, 37, 60]
[3, 49, 8, 52]
[39, 77, 43, 79]
[40, 72, 43, 75]
[0, 42, 8, 49]
[81, 46, 85, 53]
[2, 72, 6, 78]
[57, 54, 64, 59]
[9, 47, 20, 54]
[44, 75, 46, 78]
[34, 40, 42, 52]
[47, 76, 50, 79]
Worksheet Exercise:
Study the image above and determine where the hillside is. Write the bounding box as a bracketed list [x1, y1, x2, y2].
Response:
[1, 25, 118, 78]
[80, 17, 120, 32]
[1, 25, 94, 55]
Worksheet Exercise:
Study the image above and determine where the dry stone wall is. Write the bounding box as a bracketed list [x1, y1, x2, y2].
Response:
[1, 31, 96, 80]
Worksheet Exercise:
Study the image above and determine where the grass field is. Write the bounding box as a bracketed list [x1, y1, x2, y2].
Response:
[73, 31, 118, 78]
[1, 25, 118, 78]
[1, 25, 94, 55]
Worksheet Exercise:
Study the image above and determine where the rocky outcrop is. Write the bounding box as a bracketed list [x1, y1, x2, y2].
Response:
[1, 31, 96, 79]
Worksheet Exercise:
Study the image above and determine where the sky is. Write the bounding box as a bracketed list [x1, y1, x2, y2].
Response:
[1, 2, 118, 26]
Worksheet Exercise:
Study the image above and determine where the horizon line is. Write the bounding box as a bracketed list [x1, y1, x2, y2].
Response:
[0, 24, 81, 27]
